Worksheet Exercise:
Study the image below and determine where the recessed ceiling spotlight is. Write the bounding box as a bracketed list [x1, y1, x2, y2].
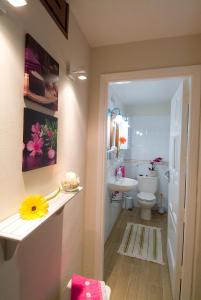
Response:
[7, 0, 27, 7]
[111, 81, 132, 85]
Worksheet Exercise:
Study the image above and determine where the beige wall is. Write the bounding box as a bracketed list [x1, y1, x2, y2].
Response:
[0, 2, 90, 300]
[84, 34, 201, 285]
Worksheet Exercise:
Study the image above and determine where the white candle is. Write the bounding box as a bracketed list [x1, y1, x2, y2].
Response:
[66, 172, 77, 182]
[62, 172, 80, 190]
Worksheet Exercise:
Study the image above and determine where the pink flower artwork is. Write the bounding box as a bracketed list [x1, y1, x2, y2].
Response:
[23, 108, 57, 171]
[27, 135, 44, 157]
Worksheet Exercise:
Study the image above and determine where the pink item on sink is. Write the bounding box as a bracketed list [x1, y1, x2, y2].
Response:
[120, 166, 125, 177]
[71, 274, 103, 300]
[115, 166, 125, 177]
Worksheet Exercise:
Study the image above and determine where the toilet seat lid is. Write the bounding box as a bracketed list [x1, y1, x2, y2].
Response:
[137, 192, 156, 202]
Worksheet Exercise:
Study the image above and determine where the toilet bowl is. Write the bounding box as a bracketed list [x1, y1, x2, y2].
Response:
[137, 175, 158, 220]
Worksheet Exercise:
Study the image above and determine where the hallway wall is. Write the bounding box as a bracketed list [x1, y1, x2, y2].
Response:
[0, 2, 90, 300]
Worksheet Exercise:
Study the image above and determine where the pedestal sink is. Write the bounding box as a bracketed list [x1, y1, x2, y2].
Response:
[108, 177, 138, 192]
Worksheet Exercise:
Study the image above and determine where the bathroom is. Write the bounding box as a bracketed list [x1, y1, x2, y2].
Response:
[104, 77, 184, 298]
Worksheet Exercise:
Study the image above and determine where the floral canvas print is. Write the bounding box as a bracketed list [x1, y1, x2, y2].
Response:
[24, 34, 59, 111]
[23, 108, 57, 172]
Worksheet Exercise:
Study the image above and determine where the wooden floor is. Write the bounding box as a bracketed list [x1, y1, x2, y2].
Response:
[104, 208, 173, 300]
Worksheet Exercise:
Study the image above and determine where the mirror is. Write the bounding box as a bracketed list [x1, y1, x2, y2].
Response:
[106, 109, 129, 160]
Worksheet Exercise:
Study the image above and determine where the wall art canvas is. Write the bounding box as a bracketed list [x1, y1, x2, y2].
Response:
[40, 0, 69, 38]
[24, 34, 59, 111]
[23, 108, 58, 172]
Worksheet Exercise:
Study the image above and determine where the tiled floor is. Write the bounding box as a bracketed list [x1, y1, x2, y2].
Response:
[104, 208, 173, 300]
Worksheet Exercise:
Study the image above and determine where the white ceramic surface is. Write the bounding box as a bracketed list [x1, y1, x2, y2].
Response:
[137, 175, 158, 220]
[137, 175, 158, 194]
[108, 177, 138, 192]
[137, 199, 156, 220]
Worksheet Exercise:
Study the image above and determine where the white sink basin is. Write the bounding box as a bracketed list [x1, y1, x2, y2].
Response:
[108, 177, 138, 192]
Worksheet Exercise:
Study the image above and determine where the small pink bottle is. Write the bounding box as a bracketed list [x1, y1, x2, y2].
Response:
[120, 166, 125, 177]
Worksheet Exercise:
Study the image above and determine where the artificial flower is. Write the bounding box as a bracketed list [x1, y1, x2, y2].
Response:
[120, 136, 126, 144]
[19, 195, 49, 220]
[27, 135, 44, 157]
[153, 157, 163, 163]
[149, 157, 163, 171]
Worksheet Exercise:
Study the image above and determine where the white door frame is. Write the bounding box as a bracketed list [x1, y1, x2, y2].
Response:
[95, 65, 201, 299]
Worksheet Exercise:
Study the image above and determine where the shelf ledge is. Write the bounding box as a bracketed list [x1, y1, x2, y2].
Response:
[0, 187, 83, 260]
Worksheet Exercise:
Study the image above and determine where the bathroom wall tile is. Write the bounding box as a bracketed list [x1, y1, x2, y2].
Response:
[129, 115, 170, 161]
[123, 108, 170, 209]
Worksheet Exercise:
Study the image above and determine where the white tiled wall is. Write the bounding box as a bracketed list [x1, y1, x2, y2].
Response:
[124, 103, 170, 208]
[125, 115, 170, 161]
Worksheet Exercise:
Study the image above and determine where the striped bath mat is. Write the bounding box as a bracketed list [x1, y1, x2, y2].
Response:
[117, 223, 164, 264]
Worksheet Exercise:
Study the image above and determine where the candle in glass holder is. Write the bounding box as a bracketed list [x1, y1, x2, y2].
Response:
[61, 172, 80, 191]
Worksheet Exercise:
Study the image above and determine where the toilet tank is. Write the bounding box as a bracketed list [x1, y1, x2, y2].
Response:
[137, 175, 158, 193]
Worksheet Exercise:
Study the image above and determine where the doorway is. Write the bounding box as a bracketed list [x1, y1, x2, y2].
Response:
[95, 66, 201, 300]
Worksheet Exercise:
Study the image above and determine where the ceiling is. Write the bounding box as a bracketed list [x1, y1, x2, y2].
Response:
[69, 0, 201, 47]
[109, 78, 182, 105]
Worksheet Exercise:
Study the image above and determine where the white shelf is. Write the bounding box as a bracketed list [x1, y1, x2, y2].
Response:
[0, 187, 83, 243]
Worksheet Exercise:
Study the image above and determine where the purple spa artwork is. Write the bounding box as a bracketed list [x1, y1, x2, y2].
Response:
[24, 34, 59, 111]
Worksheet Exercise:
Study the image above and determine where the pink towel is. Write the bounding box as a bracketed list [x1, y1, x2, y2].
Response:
[71, 274, 103, 300]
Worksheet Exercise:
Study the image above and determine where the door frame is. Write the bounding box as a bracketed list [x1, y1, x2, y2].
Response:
[95, 65, 201, 299]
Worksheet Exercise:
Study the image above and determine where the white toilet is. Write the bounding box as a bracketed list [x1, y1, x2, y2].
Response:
[137, 175, 158, 220]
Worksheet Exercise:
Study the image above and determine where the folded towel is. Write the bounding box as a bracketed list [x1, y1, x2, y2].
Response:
[71, 274, 104, 300]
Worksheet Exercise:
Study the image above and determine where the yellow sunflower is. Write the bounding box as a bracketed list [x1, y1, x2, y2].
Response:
[19, 195, 49, 220]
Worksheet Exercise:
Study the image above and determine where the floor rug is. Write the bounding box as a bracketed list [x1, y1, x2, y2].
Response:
[117, 223, 164, 264]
